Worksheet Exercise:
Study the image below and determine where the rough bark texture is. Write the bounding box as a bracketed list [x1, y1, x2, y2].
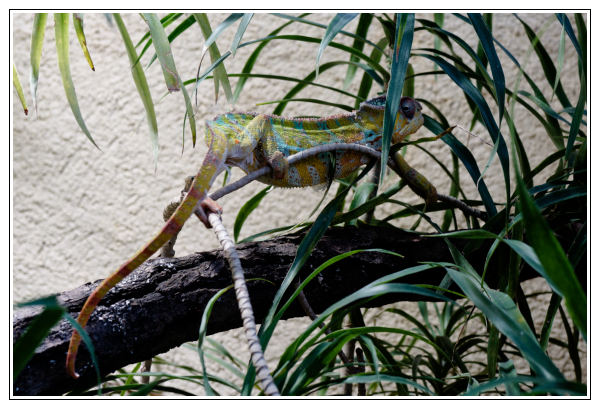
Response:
[13, 227, 586, 396]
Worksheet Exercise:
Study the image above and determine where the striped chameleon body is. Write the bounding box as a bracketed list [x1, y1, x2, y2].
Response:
[66, 95, 437, 378]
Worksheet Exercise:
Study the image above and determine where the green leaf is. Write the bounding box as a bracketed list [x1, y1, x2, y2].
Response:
[562, 57, 586, 161]
[54, 13, 99, 149]
[13, 62, 28, 115]
[13, 297, 64, 381]
[134, 13, 182, 48]
[200, 13, 243, 61]
[230, 13, 254, 58]
[432, 13, 444, 78]
[315, 13, 359, 79]
[140, 13, 196, 148]
[233, 186, 273, 242]
[468, 13, 505, 126]
[516, 168, 586, 340]
[145, 16, 196, 70]
[463, 376, 586, 396]
[198, 284, 234, 396]
[73, 13, 94, 71]
[29, 13, 47, 115]
[498, 360, 521, 395]
[539, 292, 562, 352]
[445, 266, 564, 381]
[331, 179, 407, 226]
[380, 13, 414, 187]
[355, 37, 388, 108]
[513, 14, 572, 109]
[345, 182, 376, 227]
[574, 13, 587, 73]
[342, 13, 373, 91]
[130, 14, 184, 69]
[281, 282, 455, 394]
[113, 13, 159, 170]
[403, 63, 414, 98]
[517, 90, 585, 128]
[62, 313, 104, 394]
[552, 16, 566, 101]
[194, 13, 234, 106]
[120, 361, 142, 396]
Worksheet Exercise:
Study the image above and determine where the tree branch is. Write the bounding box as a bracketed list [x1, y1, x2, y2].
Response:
[13, 226, 586, 396]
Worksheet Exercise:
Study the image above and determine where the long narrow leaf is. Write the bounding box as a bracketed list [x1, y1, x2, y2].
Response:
[552, 16, 566, 100]
[233, 186, 273, 242]
[134, 13, 182, 47]
[380, 13, 414, 186]
[73, 14, 94, 71]
[445, 266, 564, 381]
[198, 285, 234, 396]
[29, 13, 47, 115]
[54, 13, 99, 149]
[13, 63, 28, 115]
[230, 13, 254, 58]
[200, 13, 243, 60]
[145, 15, 196, 70]
[516, 162, 587, 340]
[113, 13, 159, 170]
[513, 14, 572, 109]
[315, 13, 359, 79]
[140, 13, 196, 147]
[342, 13, 373, 91]
[13, 299, 64, 380]
[194, 13, 234, 105]
[556, 14, 586, 161]
[468, 13, 505, 126]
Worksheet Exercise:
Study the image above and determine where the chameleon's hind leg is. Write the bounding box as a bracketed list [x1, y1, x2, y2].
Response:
[392, 152, 438, 206]
[246, 114, 289, 180]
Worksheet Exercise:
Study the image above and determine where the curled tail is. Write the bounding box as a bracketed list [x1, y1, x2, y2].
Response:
[66, 135, 228, 379]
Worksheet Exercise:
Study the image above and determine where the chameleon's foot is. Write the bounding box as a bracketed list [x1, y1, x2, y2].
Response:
[194, 197, 223, 228]
[267, 151, 289, 180]
[424, 186, 438, 207]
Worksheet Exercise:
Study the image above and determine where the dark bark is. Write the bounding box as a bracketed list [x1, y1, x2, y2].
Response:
[13, 226, 586, 396]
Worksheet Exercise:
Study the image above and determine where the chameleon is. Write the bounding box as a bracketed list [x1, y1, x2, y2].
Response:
[66, 94, 437, 378]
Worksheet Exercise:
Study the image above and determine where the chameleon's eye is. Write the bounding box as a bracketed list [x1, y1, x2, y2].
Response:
[400, 97, 417, 120]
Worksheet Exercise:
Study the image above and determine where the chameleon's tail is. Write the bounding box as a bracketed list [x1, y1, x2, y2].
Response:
[65, 137, 227, 379]
[66, 187, 204, 379]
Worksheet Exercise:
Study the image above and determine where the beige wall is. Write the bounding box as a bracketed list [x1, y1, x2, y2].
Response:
[12, 13, 586, 394]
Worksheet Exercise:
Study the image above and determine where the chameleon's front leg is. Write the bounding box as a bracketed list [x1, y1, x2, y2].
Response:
[392, 151, 438, 206]
[247, 114, 289, 180]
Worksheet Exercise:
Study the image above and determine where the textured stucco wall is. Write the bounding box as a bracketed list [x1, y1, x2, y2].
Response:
[12, 12, 586, 395]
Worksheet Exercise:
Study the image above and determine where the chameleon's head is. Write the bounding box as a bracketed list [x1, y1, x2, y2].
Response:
[393, 97, 424, 143]
[357, 95, 424, 143]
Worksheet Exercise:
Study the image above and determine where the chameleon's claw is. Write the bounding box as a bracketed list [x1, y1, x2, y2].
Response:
[194, 197, 223, 228]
